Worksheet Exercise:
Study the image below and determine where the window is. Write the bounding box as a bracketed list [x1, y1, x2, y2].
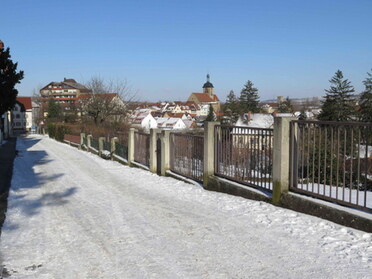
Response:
[16, 114, 21, 119]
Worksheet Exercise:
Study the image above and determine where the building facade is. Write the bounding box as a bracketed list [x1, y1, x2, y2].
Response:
[187, 75, 221, 113]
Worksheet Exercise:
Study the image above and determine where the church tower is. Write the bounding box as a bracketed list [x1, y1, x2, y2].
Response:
[202, 74, 214, 98]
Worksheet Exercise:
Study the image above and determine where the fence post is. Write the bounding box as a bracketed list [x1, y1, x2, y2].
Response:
[203, 121, 219, 189]
[128, 128, 136, 167]
[87, 134, 92, 150]
[161, 130, 171, 176]
[99, 137, 106, 157]
[272, 117, 296, 203]
[111, 137, 118, 160]
[149, 129, 160, 174]
[80, 133, 86, 150]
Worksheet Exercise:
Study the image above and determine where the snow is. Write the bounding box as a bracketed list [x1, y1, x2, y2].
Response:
[1, 135, 371, 278]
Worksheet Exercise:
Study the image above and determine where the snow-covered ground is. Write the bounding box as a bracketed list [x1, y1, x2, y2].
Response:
[1, 135, 371, 279]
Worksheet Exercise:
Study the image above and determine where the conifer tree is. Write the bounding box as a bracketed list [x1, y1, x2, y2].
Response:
[239, 80, 260, 113]
[359, 69, 372, 123]
[0, 44, 24, 115]
[224, 90, 239, 121]
[205, 104, 215, 122]
[47, 98, 62, 120]
[277, 96, 293, 113]
[318, 70, 356, 121]
[225, 90, 238, 112]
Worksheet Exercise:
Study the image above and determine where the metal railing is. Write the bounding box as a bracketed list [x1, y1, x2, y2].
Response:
[214, 125, 273, 191]
[170, 133, 204, 182]
[103, 138, 111, 152]
[90, 137, 99, 151]
[134, 131, 150, 167]
[115, 142, 128, 160]
[290, 120, 372, 213]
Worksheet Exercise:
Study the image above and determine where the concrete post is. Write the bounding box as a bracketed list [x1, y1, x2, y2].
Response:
[79, 133, 86, 150]
[128, 128, 136, 167]
[161, 130, 171, 176]
[203, 121, 219, 189]
[149, 129, 160, 173]
[87, 134, 92, 149]
[80, 133, 86, 144]
[99, 137, 106, 157]
[272, 117, 296, 203]
[111, 137, 118, 160]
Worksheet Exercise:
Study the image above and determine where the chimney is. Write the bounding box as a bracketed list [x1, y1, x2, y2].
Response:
[273, 111, 277, 117]
[247, 111, 251, 121]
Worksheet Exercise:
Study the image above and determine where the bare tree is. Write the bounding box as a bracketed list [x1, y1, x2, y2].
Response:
[82, 76, 136, 125]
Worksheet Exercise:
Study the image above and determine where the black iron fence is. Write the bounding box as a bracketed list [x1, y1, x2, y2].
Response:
[134, 131, 150, 167]
[103, 138, 111, 152]
[214, 125, 274, 192]
[290, 120, 372, 213]
[115, 141, 128, 160]
[90, 137, 99, 151]
[170, 132, 204, 182]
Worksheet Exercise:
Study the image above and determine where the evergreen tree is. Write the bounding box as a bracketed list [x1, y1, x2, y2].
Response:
[359, 69, 372, 122]
[0, 44, 24, 115]
[225, 90, 238, 111]
[47, 98, 62, 120]
[318, 70, 356, 121]
[239, 80, 260, 113]
[224, 90, 239, 122]
[277, 96, 293, 113]
[205, 104, 215, 122]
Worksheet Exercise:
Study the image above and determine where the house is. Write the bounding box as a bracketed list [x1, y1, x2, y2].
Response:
[10, 101, 26, 132]
[40, 78, 92, 105]
[156, 117, 187, 130]
[233, 112, 296, 151]
[130, 109, 157, 132]
[17, 97, 33, 131]
[187, 75, 221, 113]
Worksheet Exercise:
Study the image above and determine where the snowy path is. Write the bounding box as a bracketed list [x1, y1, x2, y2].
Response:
[1, 135, 371, 279]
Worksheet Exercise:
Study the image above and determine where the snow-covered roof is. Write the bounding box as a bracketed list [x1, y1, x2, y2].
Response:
[235, 113, 274, 129]
[156, 117, 185, 129]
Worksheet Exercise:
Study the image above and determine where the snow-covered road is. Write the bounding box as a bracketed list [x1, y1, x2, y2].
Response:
[1, 135, 371, 278]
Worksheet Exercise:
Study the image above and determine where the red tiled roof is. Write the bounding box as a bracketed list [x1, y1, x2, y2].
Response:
[191, 93, 220, 103]
[17, 97, 32, 110]
[165, 113, 185, 118]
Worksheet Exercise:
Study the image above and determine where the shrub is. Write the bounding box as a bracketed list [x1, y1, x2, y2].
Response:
[47, 123, 56, 138]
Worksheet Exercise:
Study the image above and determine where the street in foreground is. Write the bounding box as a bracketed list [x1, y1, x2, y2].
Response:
[1, 135, 371, 278]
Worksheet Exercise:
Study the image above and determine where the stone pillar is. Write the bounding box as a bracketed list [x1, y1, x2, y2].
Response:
[79, 133, 86, 150]
[128, 128, 136, 167]
[99, 137, 106, 157]
[87, 134, 92, 149]
[272, 117, 296, 203]
[111, 137, 118, 160]
[203, 121, 219, 189]
[161, 130, 171, 176]
[149, 129, 160, 173]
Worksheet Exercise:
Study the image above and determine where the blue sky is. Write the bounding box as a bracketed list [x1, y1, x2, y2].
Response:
[2, 0, 371, 102]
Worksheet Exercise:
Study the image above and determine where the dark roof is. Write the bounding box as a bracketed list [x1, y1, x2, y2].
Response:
[203, 81, 214, 88]
[40, 78, 92, 93]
